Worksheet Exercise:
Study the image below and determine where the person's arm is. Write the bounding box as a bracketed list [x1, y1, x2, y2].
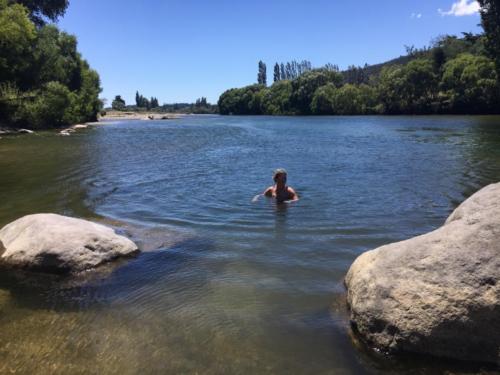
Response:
[288, 187, 299, 201]
[252, 187, 273, 202]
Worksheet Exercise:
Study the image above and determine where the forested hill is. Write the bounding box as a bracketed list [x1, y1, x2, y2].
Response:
[0, 0, 102, 129]
[218, 2, 500, 116]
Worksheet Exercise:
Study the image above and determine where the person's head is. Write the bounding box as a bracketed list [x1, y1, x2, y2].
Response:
[273, 168, 287, 184]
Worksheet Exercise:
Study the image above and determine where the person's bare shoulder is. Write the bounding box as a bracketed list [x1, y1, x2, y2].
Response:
[264, 186, 274, 197]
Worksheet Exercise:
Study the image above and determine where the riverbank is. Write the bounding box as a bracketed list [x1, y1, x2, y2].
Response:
[102, 111, 184, 121]
[0, 111, 184, 138]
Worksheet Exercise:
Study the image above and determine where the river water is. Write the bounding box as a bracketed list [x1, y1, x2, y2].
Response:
[0, 116, 499, 374]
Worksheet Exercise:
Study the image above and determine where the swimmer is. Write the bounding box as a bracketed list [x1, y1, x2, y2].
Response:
[262, 168, 299, 203]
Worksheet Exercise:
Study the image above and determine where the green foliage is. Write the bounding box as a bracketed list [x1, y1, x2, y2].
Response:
[14, 0, 69, 26]
[111, 95, 126, 110]
[343, 65, 367, 85]
[310, 83, 336, 114]
[0, 0, 101, 128]
[311, 83, 377, 115]
[158, 100, 218, 114]
[15, 82, 71, 128]
[275, 60, 312, 80]
[261, 80, 293, 115]
[0, 0, 36, 84]
[30, 25, 82, 91]
[333, 84, 377, 115]
[290, 69, 343, 114]
[378, 59, 438, 114]
[441, 53, 499, 113]
[150, 97, 159, 108]
[135, 91, 151, 108]
[218, 84, 266, 115]
[478, 0, 500, 82]
[273, 63, 280, 83]
[257, 61, 267, 85]
[219, 30, 498, 116]
[72, 63, 102, 121]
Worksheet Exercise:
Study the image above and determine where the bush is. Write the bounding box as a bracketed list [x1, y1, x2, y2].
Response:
[16, 82, 71, 128]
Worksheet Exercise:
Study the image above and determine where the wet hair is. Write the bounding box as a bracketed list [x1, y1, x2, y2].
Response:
[273, 168, 287, 183]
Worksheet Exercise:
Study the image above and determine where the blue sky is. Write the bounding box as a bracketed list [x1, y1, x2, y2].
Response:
[58, 0, 482, 105]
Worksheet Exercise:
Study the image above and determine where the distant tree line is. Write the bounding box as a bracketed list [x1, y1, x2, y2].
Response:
[219, 34, 499, 115]
[273, 60, 313, 82]
[133, 91, 159, 109]
[111, 95, 217, 114]
[0, 0, 102, 128]
[219, 1, 500, 116]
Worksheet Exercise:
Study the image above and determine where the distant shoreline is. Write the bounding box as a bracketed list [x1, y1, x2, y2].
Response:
[102, 111, 184, 121]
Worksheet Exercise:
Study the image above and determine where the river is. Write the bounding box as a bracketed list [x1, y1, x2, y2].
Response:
[1, 115, 499, 374]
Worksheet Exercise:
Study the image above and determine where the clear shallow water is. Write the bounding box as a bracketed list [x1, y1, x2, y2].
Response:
[1, 116, 500, 374]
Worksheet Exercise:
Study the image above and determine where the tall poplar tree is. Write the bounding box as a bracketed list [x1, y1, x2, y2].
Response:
[280, 63, 286, 80]
[273, 63, 280, 82]
[257, 60, 267, 85]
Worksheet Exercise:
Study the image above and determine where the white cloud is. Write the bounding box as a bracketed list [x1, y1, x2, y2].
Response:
[438, 0, 480, 16]
[411, 12, 423, 19]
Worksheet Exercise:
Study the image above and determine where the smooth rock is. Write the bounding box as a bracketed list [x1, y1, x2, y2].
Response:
[59, 130, 70, 136]
[345, 182, 500, 364]
[72, 124, 88, 129]
[17, 129, 34, 134]
[0, 214, 139, 273]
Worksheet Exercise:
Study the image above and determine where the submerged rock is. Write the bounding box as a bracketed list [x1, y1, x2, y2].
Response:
[0, 214, 139, 273]
[345, 182, 500, 364]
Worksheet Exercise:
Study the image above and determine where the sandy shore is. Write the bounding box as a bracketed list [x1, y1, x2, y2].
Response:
[101, 111, 183, 121]
[0, 111, 184, 138]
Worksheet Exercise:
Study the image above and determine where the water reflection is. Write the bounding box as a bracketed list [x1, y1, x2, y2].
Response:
[273, 201, 289, 241]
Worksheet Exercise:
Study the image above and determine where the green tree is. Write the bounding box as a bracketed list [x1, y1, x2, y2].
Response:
[262, 80, 293, 114]
[377, 59, 437, 114]
[0, 0, 101, 127]
[0, 0, 36, 85]
[31, 25, 83, 91]
[310, 83, 336, 114]
[441, 53, 499, 113]
[258, 60, 267, 85]
[111, 95, 126, 110]
[218, 84, 265, 115]
[432, 47, 446, 72]
[478, 0, 500, 83]
[14, 0, 69, 26]
[290, 69, 343, 114]
[16, 81, 71, 128]
[69, 61, 101, 122]
[273, 63, 280, 82]
[332, 84, 368, 115]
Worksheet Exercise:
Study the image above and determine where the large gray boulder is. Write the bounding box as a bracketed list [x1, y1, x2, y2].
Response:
[0, 214, 139, 273]
[345, 183, 500, 364]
